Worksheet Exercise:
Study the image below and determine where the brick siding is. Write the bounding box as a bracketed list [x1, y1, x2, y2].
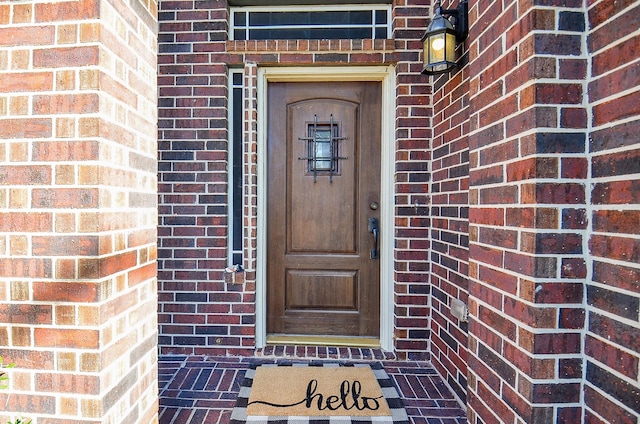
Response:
[157, 1, 252, 357]
[2, 0, 638, 421]
[0, 0, 158, 422]
[157, 1, 640, 422]
[585, 0, 640, 422]
[428, 42, 471, 404]
[466, 0, 588, 421]
[458, 0, 640, 422]
[157, 0, 435, 360]
[392, 0, 434, 362]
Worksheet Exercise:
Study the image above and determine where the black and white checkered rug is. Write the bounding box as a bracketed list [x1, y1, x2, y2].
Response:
[230, 362, 409, 423]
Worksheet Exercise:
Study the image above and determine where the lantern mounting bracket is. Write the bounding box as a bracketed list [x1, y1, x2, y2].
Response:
[437, 0, 468, 42]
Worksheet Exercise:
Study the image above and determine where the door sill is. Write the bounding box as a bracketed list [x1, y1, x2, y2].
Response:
[266, 335, 381, 348]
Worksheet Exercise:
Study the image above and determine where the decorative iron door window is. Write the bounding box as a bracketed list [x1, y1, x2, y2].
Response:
[299, 115, 347, 182]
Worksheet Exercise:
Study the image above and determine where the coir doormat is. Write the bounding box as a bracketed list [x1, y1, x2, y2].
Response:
[230, 362, 409, 423]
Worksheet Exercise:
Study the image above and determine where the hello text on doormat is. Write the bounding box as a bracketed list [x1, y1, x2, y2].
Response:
[231, 363, 409, 423]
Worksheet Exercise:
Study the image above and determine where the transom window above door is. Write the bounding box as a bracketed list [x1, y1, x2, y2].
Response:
[230, 5, 391, 40]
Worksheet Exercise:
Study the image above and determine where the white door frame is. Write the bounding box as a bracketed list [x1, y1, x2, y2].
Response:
[255, 66, 396, 351]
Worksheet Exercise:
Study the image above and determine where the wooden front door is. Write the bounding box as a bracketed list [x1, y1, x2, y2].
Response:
[266, 81, 382, 337]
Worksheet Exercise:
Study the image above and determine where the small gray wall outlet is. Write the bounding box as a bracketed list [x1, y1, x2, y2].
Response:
[451, 298, 468, 322]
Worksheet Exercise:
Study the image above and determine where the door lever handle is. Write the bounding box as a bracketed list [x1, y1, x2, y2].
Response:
[368, 217, 379, 260]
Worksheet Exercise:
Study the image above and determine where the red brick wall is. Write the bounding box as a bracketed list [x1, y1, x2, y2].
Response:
[157, 0, 435, 359]
[0, 0, 158, 422]
[157, 0, 640, 421]
[428, 44, 471, 403]
[585, 0, 640, 422]
[157, 0, 252, 356]
[466, 0, 588, 421]
[428, 0, 640, 421]
[393, 0, 433, 361]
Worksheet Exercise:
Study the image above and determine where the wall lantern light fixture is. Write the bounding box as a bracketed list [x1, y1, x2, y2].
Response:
[421, 0, 469, 76]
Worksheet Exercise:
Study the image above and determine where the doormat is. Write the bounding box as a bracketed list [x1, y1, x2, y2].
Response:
[230, 363, 409, 423]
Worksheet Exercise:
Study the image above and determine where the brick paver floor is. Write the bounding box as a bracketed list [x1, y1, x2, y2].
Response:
[159, 346, 467, 424]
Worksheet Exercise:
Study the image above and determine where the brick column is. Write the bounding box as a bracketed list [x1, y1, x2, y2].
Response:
[467, 1, 587, 422]
[585, 0, 640, 421]
[392, 0, 433, 361]
[0, 0, 158, 422]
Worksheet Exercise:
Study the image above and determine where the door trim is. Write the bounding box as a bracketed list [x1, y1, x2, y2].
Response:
[256, 66, 395, 351]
